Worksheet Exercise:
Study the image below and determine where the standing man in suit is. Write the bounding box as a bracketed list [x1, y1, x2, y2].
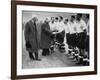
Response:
[24, 16, 41, 61]
[41, 18, 53, 56]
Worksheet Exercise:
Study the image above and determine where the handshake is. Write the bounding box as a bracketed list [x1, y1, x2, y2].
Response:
[52, 30, 59, 34]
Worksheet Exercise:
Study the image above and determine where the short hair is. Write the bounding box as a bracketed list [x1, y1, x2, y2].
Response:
[65, 18, 68, 22]
[51, 17, 54, 19]
[55, 17, 59, 20]
[71, 15, 75, 19]
[77, 13, 82, 17]
[59, 16, 63, 20]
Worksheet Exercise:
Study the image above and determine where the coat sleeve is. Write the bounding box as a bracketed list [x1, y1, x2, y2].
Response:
[42, 24, 52, 36]
[24, 22, 30, 42]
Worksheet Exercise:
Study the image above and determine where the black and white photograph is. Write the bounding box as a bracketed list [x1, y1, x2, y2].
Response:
[11, 1, 97, 79]
[22, 11, 90, 69]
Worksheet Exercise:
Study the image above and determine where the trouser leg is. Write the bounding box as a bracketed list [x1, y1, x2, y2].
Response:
[46, 49, 50, 55]
[29, 52, 34, 60]
[42, 48, 50, 56]
[34, 52, 41, 61]
[42, 49, 46, 56]
[38, 49, 42, 59]
[34, 52, 38, 60]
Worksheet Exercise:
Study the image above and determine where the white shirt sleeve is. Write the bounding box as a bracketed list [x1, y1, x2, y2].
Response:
[58, 21, 65, 32]
[81, 19, 87, 30]
[49, 22, 56, 31]
[86, 20, 90, 35]
[64, 23, 70, 33]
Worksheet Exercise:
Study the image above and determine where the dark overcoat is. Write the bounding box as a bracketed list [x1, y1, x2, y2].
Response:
[24, 20, 41, 53]
[40, 22, 52, 49]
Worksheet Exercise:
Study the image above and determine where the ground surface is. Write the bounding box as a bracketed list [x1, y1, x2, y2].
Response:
[22, 46, 81, 69]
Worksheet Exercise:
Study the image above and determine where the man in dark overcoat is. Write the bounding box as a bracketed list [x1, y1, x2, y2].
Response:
[24, 16, 41, 61]
[40, 18, 53, 56]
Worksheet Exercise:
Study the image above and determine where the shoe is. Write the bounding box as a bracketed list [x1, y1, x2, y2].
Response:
[76, 61, 83, 64]
[29, 55, 35, 60]
[35, 59, 41, 61]
[76, 57, 83, 64]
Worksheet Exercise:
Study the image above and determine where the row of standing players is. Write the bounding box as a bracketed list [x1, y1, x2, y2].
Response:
[50, 14, 89, 65]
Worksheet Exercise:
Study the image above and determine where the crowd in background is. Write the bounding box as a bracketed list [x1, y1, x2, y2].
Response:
[24, 13, 89, 65]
